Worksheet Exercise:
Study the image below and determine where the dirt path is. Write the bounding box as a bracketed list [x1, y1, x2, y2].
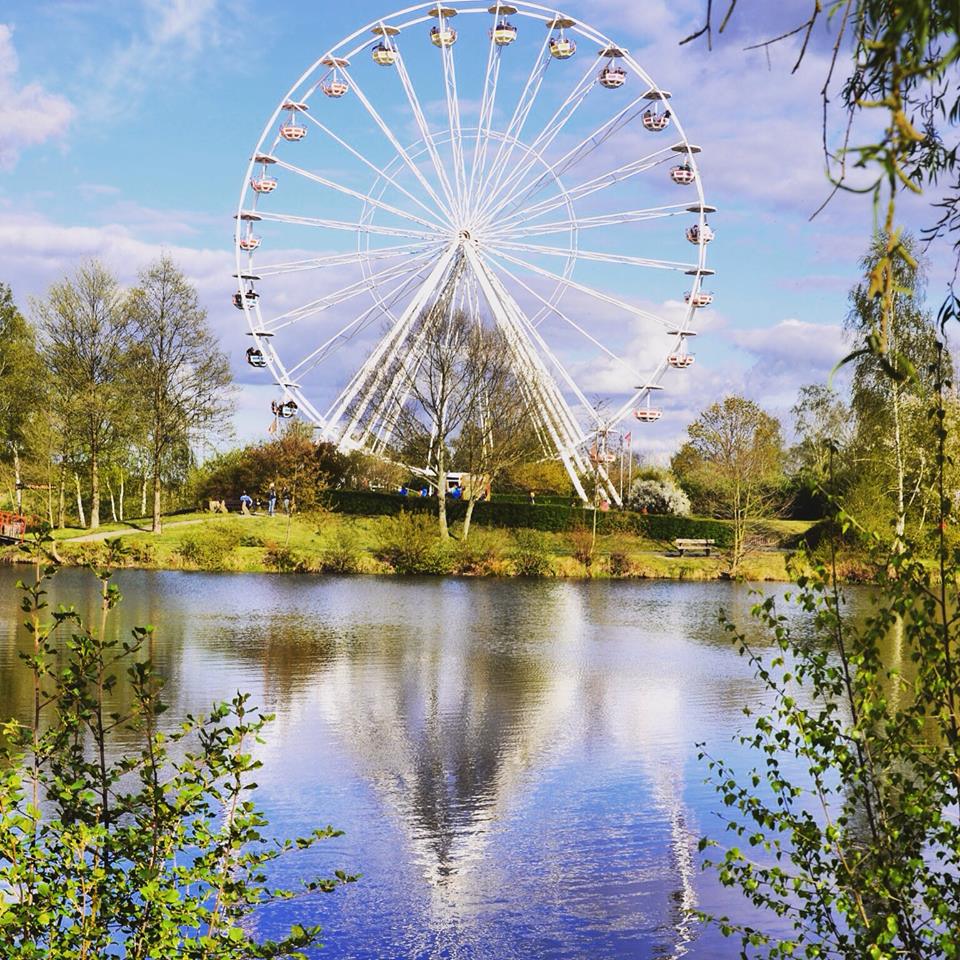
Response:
[64, 518, 209, 543]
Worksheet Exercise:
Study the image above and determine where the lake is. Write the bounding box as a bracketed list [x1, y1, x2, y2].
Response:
[0, 566, 854, 958]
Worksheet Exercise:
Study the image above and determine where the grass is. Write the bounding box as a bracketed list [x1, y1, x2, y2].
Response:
[3, 508, 801, 582]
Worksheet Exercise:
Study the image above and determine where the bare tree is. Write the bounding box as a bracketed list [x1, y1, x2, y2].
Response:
[364, 302, 495, 539]
[453, 328, 543, 539]
[128, 256, 233, 532]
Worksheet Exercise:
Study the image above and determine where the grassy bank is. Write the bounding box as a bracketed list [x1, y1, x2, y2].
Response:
[2, 510, 810, 581]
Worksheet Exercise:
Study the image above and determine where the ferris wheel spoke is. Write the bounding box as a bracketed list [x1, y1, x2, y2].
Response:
[266, 248, 442, 331]
[472, 26, 553, 213]
[474, 57, 597, 222]
[496, 239, 699, 273]
[485, 247, 676, 329]
[255, 210, 438, 240]
[271, 157, 441, 232]
[487, 202, 694, 241]
[484, 254, 648, 380]
[437, 24, 468, 218]
[392, 49, 462, 219]
[480, 94, 654, 229]
[465, 244, 597, 484]
[299, 111, 450, 228]
[494, 149, 676, 234]
[340, 66, 454, 223]
[466, 10, 504, 212]
[326, 245, 459, 440]
[255, 243, 437, 278]
[285, 259, 435, 380]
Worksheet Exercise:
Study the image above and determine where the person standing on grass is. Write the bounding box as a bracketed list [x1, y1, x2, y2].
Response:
[239, 491, 253, 515]
[268, 483, 277, 517]
[282, 488, 291, 515]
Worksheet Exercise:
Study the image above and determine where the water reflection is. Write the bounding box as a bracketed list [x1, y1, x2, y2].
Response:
[0, 569, 863, 959]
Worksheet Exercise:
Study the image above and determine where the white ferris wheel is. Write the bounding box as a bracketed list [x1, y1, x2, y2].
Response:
[233, 1, 715, 504]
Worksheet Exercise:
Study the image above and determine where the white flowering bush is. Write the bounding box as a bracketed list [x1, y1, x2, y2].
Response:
[627, 476, 691, 516]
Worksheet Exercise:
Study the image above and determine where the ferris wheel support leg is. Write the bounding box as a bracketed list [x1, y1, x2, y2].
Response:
[326, 245, 458, 446]
[462, 243, 590, 503]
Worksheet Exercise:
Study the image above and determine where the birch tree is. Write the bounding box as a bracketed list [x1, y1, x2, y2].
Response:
[36, 262, 133, 529]
[127, 256, 233, 532]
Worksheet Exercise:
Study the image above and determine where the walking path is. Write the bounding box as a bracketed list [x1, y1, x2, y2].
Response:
[64, 518, 209, 543]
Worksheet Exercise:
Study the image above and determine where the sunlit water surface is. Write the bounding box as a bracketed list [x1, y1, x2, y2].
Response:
[0, 567, 872, 958]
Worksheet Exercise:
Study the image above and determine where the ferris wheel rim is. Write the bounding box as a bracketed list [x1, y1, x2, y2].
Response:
[234, 0, 712, 498]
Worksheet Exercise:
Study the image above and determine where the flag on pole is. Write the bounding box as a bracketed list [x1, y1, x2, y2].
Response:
[624, 432, 632, 446]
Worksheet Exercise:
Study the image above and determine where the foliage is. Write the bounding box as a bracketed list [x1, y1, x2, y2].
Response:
[262, 541, 307, 573]
[626, 475, 691, 516]
[509, 529, 551, 576]
[317, 525, 364, 574]
[176, 523, 243, 570]
[498, 460, 574, 496]
[673, 396, 784, 571]
[0, 536, 354, 957]
[567, 524, 596, 568]
[192, 424, 349, 510]
[36, 261, 135, 530]
[374, 512, 453, 575]
[127, 257, 234, 533]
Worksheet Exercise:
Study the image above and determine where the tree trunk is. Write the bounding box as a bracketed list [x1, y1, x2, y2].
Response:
[152, 470, 162, 533]
[140, 477, 148, 517]
[437, 462, 449, 540]
[57, 465, 66, 530]
[107, 476, 118, 523]
[118, 468, 125, 522]
[463, 496, 478, 540]
[90, 447, 100, 529]
[12, 444, 22, 513]
[46, 457, 54, 527]
[74, 472, 86, 529]
[892, 380, 906, 548]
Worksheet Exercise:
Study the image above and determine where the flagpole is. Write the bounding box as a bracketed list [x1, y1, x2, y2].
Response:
[627, 433, 633, 497]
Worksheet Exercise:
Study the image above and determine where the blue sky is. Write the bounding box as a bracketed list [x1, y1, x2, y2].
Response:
[0, 0, 933, 459]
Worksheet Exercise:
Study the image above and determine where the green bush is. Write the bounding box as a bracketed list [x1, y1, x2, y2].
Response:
[263, 541, 307, 573]
[510, 529, 551, 576]
[177, 522, 243, 570]
[319, 526, 364, 574]
[450, 529, 507, 575]
[125, 539, 156, 565]
[375, 512, 452, 575]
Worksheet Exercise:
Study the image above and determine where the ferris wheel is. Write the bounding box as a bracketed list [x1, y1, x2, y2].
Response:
[234, 1, 714, 504]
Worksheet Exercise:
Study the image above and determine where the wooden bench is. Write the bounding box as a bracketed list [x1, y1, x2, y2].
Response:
[673, 538, 716, 556]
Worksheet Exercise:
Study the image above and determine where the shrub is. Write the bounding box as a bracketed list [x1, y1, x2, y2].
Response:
[375, 512, 452, 575]
[608, 550, 632, 576]
[125, 539, 156, 565]
[450, 529, 507, 575]
[319, 526, 364, 574]
[239, 533, 264, 547]
[568, 525, 595, 568]
[627, 476, 691, 516]
[510, 529, 551, 576]
[263, 541, 307, 573]
[177, 523, 243, 570]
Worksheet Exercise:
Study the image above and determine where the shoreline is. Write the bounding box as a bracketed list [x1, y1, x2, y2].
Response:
[1, 511, 823, 583]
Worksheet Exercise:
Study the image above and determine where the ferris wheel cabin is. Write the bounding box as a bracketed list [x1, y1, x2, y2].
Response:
[547, 16, 576, 59]
[598, 47, 626, 88]
[489, 5, 518, 44]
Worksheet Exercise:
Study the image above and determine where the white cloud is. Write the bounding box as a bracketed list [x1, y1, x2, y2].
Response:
[725, 317, 845, 368]
[0, 23, 74, 170]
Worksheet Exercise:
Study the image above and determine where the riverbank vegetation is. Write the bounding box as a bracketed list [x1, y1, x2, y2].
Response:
[0, 539, 354, 956]
[35, 511, 808, 581]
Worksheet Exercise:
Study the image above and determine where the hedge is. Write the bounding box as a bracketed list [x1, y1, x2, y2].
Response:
[324, 489, 733, 545]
